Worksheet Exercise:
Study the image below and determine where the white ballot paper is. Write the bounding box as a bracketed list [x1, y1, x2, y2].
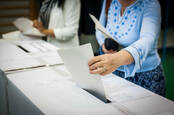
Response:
[58, 44, 108, 103]
[13, 18, 45, 37]
[15, 40, 59, 53]
[89, 14, 114, 39]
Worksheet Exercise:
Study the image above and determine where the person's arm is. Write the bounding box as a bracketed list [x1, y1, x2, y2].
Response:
[42, 29, 55, 37]
[123, 0, 161, 77]
[88, 50, 134, 76]
[53, 0, 80, 41]
[88, 1, 161, 77]
[33, 0, 80, 40]
[33, 20, 55, 37]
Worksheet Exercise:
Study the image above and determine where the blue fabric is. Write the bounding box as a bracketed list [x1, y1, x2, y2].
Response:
[114, 65, 166, 97]
[96, 0, 161, 78]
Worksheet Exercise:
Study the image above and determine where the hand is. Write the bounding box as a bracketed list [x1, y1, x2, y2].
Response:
[33, 20, 46, 33]
[102, 44, 116, 54]
[88, 50, 134, 76]
[88, 53, 120, 76]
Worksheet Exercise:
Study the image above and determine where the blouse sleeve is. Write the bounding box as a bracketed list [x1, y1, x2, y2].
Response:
[53, 0, 81, 41]
[96, 0, 106, 46]
[123, 1, 161, 77]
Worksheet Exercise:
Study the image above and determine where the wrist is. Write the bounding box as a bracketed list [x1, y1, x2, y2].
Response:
[112, 50, 134, 66]
[41, 29, 55, 37]
[110, 53, 123, 67]
[41, 28, 47, 34]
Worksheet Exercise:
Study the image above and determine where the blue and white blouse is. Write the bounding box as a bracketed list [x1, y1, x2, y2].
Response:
[96, 0, 161, 78]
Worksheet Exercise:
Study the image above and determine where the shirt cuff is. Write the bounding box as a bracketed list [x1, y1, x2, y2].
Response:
[123, 46, 141, 78]
[53, 28, 63, 40]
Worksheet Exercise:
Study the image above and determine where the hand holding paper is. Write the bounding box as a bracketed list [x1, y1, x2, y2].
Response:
[89, 14, 119, 51]
[89, 14, 114, 39]
[33, 20, 45, 33]
[58, 44, 108, 103]
[13, 18, 45, 37]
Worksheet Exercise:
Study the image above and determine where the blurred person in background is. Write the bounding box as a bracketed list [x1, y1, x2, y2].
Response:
[33, 0, 81, 48]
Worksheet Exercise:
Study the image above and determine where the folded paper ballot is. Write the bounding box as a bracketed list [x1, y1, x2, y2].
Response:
[89, 14, 120, 51]
[89, 14, 114, 40]
[13, 18, 45, 37]
[58, 44, 108, 103]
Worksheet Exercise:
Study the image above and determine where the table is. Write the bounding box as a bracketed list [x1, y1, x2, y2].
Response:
[0, 37, 174, 115]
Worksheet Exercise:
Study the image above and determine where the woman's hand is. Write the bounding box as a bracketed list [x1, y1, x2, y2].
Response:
[88, 53, 119, 76]
[88, 50, 134, 76]
[33, 20, 46, 33]
[102, 44, 116, 54]
[33, 20, 55, 37]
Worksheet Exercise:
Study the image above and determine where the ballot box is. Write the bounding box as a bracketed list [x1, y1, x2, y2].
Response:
[0, 39, 63, 73]
[2, 67, 174, 115]
[4, 67, 124, 115]
[102, 75, 174, 115]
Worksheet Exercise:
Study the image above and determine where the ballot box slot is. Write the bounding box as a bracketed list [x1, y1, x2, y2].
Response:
[83, 89, 111, 103]
[17, 45, 29, 53]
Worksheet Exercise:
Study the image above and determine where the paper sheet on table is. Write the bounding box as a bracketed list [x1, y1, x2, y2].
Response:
[15, 40, 59, 53]
[13, 18, 45, 37]
[89, 14, 114, 39]
[58, 44, 107, 103]
[14, 40, 62, 65]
